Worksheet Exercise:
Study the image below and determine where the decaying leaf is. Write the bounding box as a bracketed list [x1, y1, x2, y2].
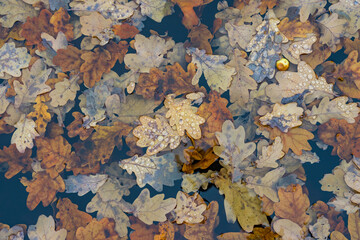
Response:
[256, 137, 285, 168]
[174, 191, 207, 224]
[132, 115, 181, 155]
[49, 74, 80, 107]
[28, 215, 67, 240]
[65, 174, 108, 196]
[11, 114, 39, 153]
[0, 144, 32, 179]
[75, 218, 120, 240]
[66, 112, 94, 140]
[0, 42, 31, 78]
[27, 95, 51, 135]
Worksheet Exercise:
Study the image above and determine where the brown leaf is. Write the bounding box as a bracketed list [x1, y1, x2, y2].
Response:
[20, 9, 56, 50]
[184, 201, 219, 240]
[0, 144, 32, 179]
[129, 216, 159, 240]
[20, 171, 65, 210]
[197, 91, 233, 148]
[278, 18, 316, 41]
[135, 63, 199, 102]
[53, 46, 85, 72]
[0, 115, 15, 134]
[344, 38, 360, 59]
[80, 47, 113, 88]
[182, 146, 218, 173]
[0, 22, 24, 48]
[318, 115, 360, 161]
[187, 24, 213, 54]
[45, 122, 64, 139]
[75, 218, 121, 240]
[112, 24, 139, 39]
[261, 196, 274, 216]
[66, 112, 94, 141]
[247, 227, 279, 240]
[332, 50, 360, 99]
[273, 184, 310, 226]
[56, 198, 92, 240]
[36, 135, 79, 177]
[49, 7, 73, 41]
[105, 40, 128, 67]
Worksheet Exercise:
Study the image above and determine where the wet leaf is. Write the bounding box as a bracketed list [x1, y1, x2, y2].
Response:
[21, 171, 65, 210]
[174, 192, 207, 224]
[80, 12, 113, 45]
[11, 114, 39, 153]
[49, 74, 80, 107]
[28, 215, 67, 240]
[66, 112, 93, 140]
[27, 95, 51, 135]
[135, 0, 173, 23]
[75, 218, 120, 240]
[0, 42, 31, 78]
[52, 45, 84, 72]
[256, 137, 285, 169]
[56, 198, 92, 240]
[0, 0, 38, 28]
[172, 0, 212, 29]
[187, 47, 236, 91]
[0, 144, 32, 179]
[188, 24, 213, 54]
[64, 174, 108, 196]
[129, 216, 159, 240]
[112, 23, 139, 39]
[272, 218, 303, 240]
[133, 115, 181, 156]
[278, 17, 315, 41]
[273, 184, 310, 226]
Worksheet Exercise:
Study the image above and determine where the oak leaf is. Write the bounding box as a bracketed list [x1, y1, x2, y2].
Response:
[0, 42, 31, 78]
[188, 24, 213, 54]
[348, 211, 360, 240]
[80, 12, 113, 45]
[20, 171, 65, 210]
[272, 219, 304, 240]
[65, 174, 108, 196]
[318, 116, 360, 161]
[112, 23, 139, 39]
[11, 114, 39, 153]
[273, 127, 314, 156]
[27, 95, 51, 135]
[66, 112, 94, 140]
[80, 47, 113, 88]
[183, 201, 219, 240]
[28, 215, 67, 240]
[171, 0, 211, 29]
[0, 0, 38, 28]
[164, 94, 205, 139]
[52, 45, 84, 72]
[56, 198, 92, 240]
[182, 146, 218, 174]
[130, 188, 177, 225]
[20, 9, 56, 50]
[135, 63, 198, 102]
[273, 184, 310, 226]
[174, 192, 206, 224]
[135, 0, 173, 23]
[256, 137, 285, 169]
[75, 218, 120, 240]
[278, 17, 315, 41]
[129, 216, 159, 240]
[197, 91, 233, 148]
[0, 144, 32, 179]
[133, 115, 181, 156]
[49, 74, 80, 107]
[50, 7, 73, 41]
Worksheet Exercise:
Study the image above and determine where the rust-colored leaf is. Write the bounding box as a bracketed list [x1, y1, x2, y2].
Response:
[273, 184, 310, 226]
[197, 91, 233, 147]
[56, 198, 92, 240]
[182, 146, 218, 173]
[27, 95, 51, 135]
[0, 144, 32, 179]
[258, 0, 278, 14]
[105, 40, 128, 68]
[53, 46, 85, 72]
[20, 9, 55, 50]
[247, 227, 279, 240]
[129, 216, 159, 240]
[20, 171, 65, 210]
[75, 218, 120, 240]
[112, 24, 139, 39]
[318, 115, 360, 161]
[80, 47, 113, 88]
[66, 112, 94, 141]
[49, 7, 73, 41]
[135, 63, 199, 102]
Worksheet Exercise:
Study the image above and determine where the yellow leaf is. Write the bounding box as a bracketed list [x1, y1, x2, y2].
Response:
[27, 95, 51, 135]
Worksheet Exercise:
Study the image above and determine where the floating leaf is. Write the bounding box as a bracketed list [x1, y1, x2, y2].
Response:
[52, 45, 84, 72]
[0, 144, 32, 179]
[309, 216, 331, 240]
[75, 218, 120, 240]
[273, 184, 310, 226]
[317, 13, 347, 51]
[272, 218, 304, 240]
[256, 137, 285, 169]
[27, 95, 51, 135]
[133, 115, 181, 156]
[130, 188, 176, 225]
[49, 74, 80, 107]
[28, 215, 67, 240]
[56, 198, 92, 240]
[66, 112, 93, 140]
[174, 192, 207, 224]
[0, 42, 31, 78]
[64, 174, 108, 196]
[187, 47, 236, 91]
[11, 114, 39, 153]
[135, 0, 173, 23]
[278, 17, 315, 41]
[0, 0, 37, 28]
[80, 12, 113, 45]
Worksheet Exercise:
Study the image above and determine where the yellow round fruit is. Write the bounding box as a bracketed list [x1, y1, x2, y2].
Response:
[276, 58, 290, 71]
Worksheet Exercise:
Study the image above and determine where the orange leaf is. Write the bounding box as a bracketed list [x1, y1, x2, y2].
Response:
[20, 9, 55, 50]
[197, 91, 233, 147]
[172, 0, 213, 29]
[66, 112, 94, 141]
[318, 115, 360, 161]
[135, 63, 200, 102]
[50, 7, 73, 41]
[20, 171, 65, 210]
[27, 95, 51, 135]
[53, 46, 84, 72]
[36, 135, 79, 177]
[258, 0, 278, 14]
[105, 40, 129, 67]
[112, 24, 139, 39]
[80, 47, 113, 88]
[75, 218, 120, 240]
[247, 227, 279, 240]
[182, 146, 218, 173]
[0, 144, 32, 179]
[56, 198, 92, 240]
[273, 184, 310, 226]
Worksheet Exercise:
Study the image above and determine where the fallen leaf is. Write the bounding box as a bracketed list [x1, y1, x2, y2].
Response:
[20, 171, 65, 210]
[278, 17, 315, 41]
[0, 144, 32, 179]
[27, 95, 51, 135]
[66, 112, 93, 140]
[28, 215, 67, 240]
[52, 45, 84, 72]
[112, 23, 139, 39]
[0, 42, 31, 78]
[187, 24, 213, 54]
[50, 7, 73, 41]
[174, 192, 207, 224]
[273, 184, 310, 226]
[75, 218, 120, 240]
[129, 216, 159, 240]
[11, 114, 39, 153]
[56, 198, 92, 240]
[0, 0, 38, 28]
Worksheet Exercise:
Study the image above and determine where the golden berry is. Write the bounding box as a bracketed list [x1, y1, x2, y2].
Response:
[276, 58, 290, 71]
